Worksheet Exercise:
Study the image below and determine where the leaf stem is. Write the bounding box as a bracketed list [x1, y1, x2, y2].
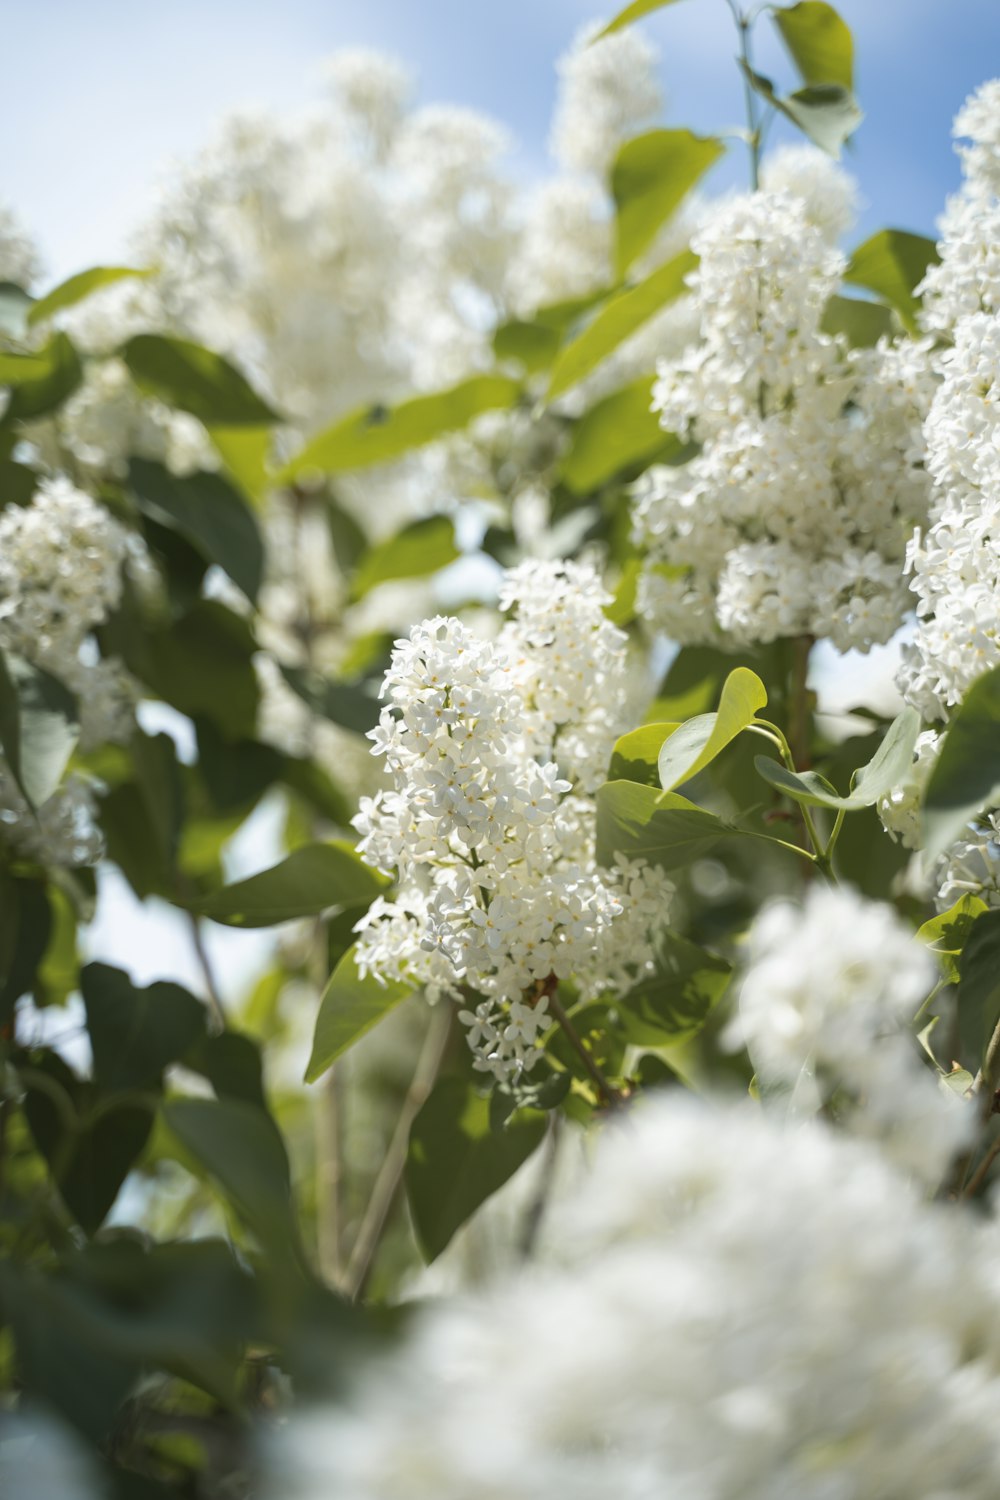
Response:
[187, 912, 227, 1030]
[546, 987, 623, 1108]
[725, 0, 762, 189]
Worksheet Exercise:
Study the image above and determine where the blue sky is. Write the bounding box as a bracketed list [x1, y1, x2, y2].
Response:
[7, 0, 1000, 281]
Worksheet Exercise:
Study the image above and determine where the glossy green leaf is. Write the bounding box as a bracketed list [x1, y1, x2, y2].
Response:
[658, 667, 768, 791]
[195, 842, 387, 928]
[616, 933, 731, 1045]
[755, 708, 921, 811]
[163, 1096, 298, 1255]
[560, 378, 691, 493]
[773, 1, 853, 89]
[596, 0, 686, 37]
[957, 910, 1000, 1071]
[129, 457, 264, 603]
[596, 779, 734, 870]
[844, 229, 940, 334]
[305, 944, 412, 1082]
[609, 722, 681, 786]
[821, 294, 895, 347]
[740, 63, 862, 155]
[547, 249, 697, 399]
[1, 332, 82, 422]
[82, 963, 207, 1091]
[351, 515, 460, 599]
[612, 129, 724, 276]
[281, 374, 522, 480]
[27, 265, 152, 327]
[923, 666, 1000, 858]
[492, 318, 562, 374]
[917, 894, 988, 985]
[122, 333, 280, 426]
[406, 1076, 546, 1261]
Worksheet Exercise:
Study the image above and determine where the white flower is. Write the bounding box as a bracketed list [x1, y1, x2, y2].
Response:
[760, 142, 860, 241]
[549, 24, 663, 180]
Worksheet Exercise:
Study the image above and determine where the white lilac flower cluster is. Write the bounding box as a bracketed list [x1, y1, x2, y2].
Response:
[271, 1093, 997, 1500]
[549, 22, 663, 180]
[727, 884, 966, 1182]
[0, 199, 42, 289]
[352, 560, 671, 1082]
[633, 186, 936, 652]
[0, 478, 137, 865]
[897, 84, 1000, 719]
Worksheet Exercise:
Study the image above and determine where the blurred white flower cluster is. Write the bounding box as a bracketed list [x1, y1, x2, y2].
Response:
[353, 559, 671, 1081]
[273, 1089, 995, 1500]
[728, 884, 967, 1182]
[0, 478, 138, 866]
[633, 182, 936, 652]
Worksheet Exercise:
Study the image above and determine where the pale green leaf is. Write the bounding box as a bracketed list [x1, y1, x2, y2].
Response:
[27, 266, 153, 327]
[609, 722, 681, 786]
[844, 230, 940, 334]
[596, 0, 687, 39]
[755, 708, 921, 812]
[612, 129, 724, 276]
[658, 667, 768, 791]
[306, 944, 411, 1081]
[773, 1, 854, 90]
[351, 515, 459, 599]
[560, 377, 692, 493]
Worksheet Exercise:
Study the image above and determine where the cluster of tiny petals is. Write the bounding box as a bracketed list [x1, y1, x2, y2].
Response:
[549, 23, 663, 179]
[352, 563, 671, 1081]
[634, 189, 934, 651]
[271, 1095, 1000, 1500]
[727, 885, 966, 1183]
[0, 479, 138, 865]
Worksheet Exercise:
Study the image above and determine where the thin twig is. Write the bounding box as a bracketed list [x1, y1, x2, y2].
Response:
[963, 1130, 1000, 1200]
[187, 912, 227, 1030]
[344, 1002, 453, 1300]
[547, 989, 622, 1108]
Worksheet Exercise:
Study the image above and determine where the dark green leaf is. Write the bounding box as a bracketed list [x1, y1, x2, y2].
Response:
[121, 333, 279, 426]
[142, 600, 259, 739]
[82, 962, 207, 1091]
[306, 944, 411, 1082]
[351, 515, 460, 599]
[616, 932, 730, 1044]
[596, 779, 733, 870]
[957, 911, 1000, 1071]
[844, 229, 940, 334]
[923, 666, 1000, 858]
[1, 332, 82, 422]
[0, 879, 51, 1023]
[406, 1076, 545, 1261]
[278, 661, 379, 736]
[492, 319, 563, 374]
[821, 294, 895, 347]
[773, 1, 854, 89]
[194, 842, 388, 928]
[129, 457, 264, 603]
[612, 130, 724, 276]
[547, 249, 697, 399]
[185, 1030, 267, 1109]
[27, 266, 152, 327]
[281, 374, 522, 480]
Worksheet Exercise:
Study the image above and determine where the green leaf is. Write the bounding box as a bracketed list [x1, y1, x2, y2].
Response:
[740, 63, 862, 155]
[844, 229, 940, 334]
[1, 332, 82, 422]
[596, 0, 687, 38]
[278, 662, 379, 736]
[923, 666, 1000, 859]
[917, 894, 988, 985]
[957, 910, 1000, 1071]
[208, 424, 272, 503]
[547, 249, 697, 400]
[821, 294, 895, 347]
[492, 319, 562, 374]
[755, 707, 921, 811]
[121, 333, 279, 427]
[406, 1076, 545, 1261]
[595, 779, 734, 870]
[281, 374, 522, 480]
[185, 1031, 267, 1110]
[129, 457, 264, 603]
[27, 265, 152, 327]
[608, 722, 681, 786]
[560, 377, 692, 493]
[142, 600, 259, 739]
[305, 944, 411, 1082]
[194, 842, 388, 928]
[82, 963, 207, 1091]
[605, 557, 642, 627]
[0, 653, 79, 809]
[0, 879, 52, 1023]
[773, 1, 854, 90]
[612, 129, 724, 276]
[162, 1096, 298, 1256]
[351, 515, 460, 599]
[616, 933, 730, 1045]
[658, 667, 768, 791]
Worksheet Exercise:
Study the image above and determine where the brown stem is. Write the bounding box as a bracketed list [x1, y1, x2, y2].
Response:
[546, 988, 622, 1108]
[963, 1129, 1000, 1200]
[343, 1003, 453, 1300]
[788, 633, 814, 772]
